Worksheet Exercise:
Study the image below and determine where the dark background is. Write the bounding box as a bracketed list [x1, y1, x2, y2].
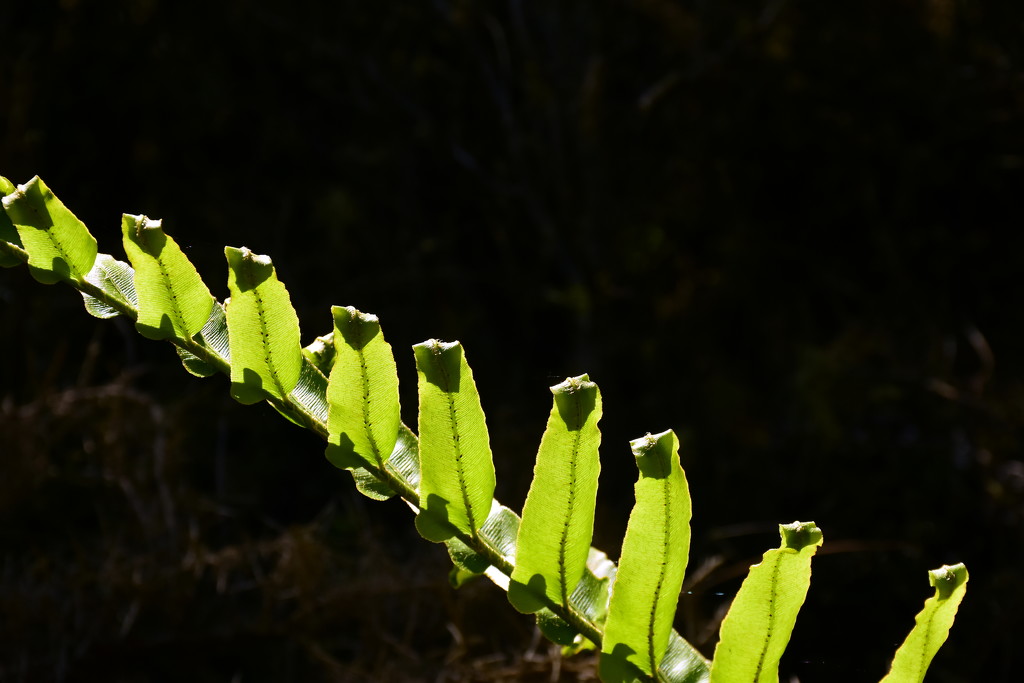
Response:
[2, 1, 1023, 681]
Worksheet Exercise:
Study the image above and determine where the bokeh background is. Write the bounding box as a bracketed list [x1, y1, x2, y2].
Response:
[3, 1, 1024, 681]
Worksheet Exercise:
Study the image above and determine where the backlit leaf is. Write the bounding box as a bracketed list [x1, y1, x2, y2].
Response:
[880, 563, 968, 683]
[224, 246, 302, 404]
[413, 340, 495, 542]
[303, 331, 336, 376]
[659, 631, 712, 683]
[0, 175, 23, 268]
[1, 176, 97, 284]
[81, 253, 137, 319]
[601, 430, 692, 680]
[176, 302, 231, 377]
[708, 521, 823, 683]
[122, 214, 214, 340]
[510, 375, 602, 614]
[326, 306, 401, 471]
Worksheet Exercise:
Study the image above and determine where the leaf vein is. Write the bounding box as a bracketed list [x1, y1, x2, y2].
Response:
[357, 336, 384, 468]
[557, 394, 582, 608]
[647, 469, 671, 677]
[434, 346, 477, 535]
[753, 552, 784, 682]
[253, 287, 287, 399]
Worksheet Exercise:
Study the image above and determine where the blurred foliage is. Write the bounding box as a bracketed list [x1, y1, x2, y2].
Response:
[3, 0, 1024, 680]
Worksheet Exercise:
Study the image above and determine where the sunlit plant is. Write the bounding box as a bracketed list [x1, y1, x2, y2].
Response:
[0, 175, 968, 682]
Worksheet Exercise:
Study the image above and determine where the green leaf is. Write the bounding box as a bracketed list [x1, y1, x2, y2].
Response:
[388, 423, 422, 491]
[708, 521, 823, 683]
[176, 346, 217, 377]
[537, 608, 579, 646]
[449, 564, 482, 589]
[446, 535, 490, 575]
[326, 306, 401, 471]
[175, 302, 231, 377]
[224, 246, 303, 404]
[571, 547, 617, 628]
[198, 301, 231, 364]
[879, 563, 968, 683]
[601, 430, 693, 681]
[302, 331, 336, 376]
[81, 254, 137, 319]
[291, 355, 330, 424]
[659, 631, 712, 683]
[1, 176, 97, 284]
[413, 339, 496, 542]
[510, 374, 602, 614]
[122, 214, 214, 340]
[349, 466, 397, 500]
[479, 503, 520, 569]
[0, 176, 23, 268]
[339, 421, 418, 502]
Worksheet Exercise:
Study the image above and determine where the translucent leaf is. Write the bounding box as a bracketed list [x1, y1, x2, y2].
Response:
[570, 547, 616, 628]
[449, 564, 482, 589]
[536, 608, 579, 646]
[562, 636, 597, 658]
[176, 301, 232, 377]
[413, 339, 496, 542]
[122, 214, 214, 340]
[177, 346, 218, 377]
[81, 254, 137, 319]
[510, 375, 602, 614]
[1, 176, 97, 284]
[480, 502, 519, 567]
[446, 535, 490, 575]
[302, 331, 335, 376]
[0, 242, 21, 268]
[880, 563, 968, 683]
[224, 246, 302, 404]
[0, 175, 23, 268]
[388, 423, 421, 490]
[291, 356, 330, 425]
[350, 466, 397, 500]
[659, 631, 712, 683]
[326, 306, 401, 471]
[708, 521, 823, 683]
[197, 301, 230, 364]
[601, 430, 693, 680]
[479, 503, 522, 591]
